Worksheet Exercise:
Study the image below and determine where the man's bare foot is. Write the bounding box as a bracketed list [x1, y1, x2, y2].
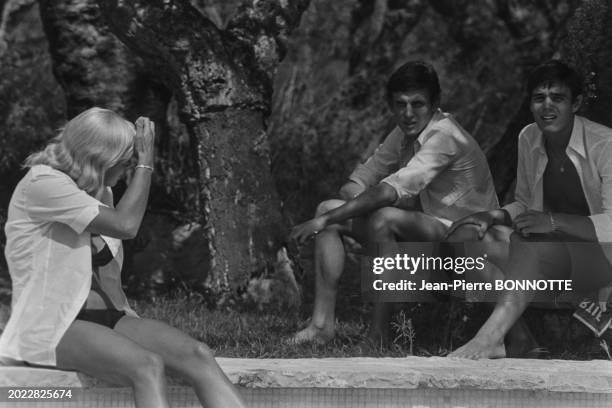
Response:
[448, 335, 506, 359]
[287, 324, 334, 345]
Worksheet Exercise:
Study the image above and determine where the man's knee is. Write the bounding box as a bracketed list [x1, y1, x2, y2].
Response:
[366, 207, 400, 234]
[447, 224, 511, 243]
[316, 199, 345, 217]
[446, 224, 481, 242]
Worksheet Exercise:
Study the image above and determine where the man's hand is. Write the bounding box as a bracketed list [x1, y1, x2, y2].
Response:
[290, 216, 328, 244]
[444, 211, 497, 240]
[513, 210, 553, 236]
[598, 285, 612, 313]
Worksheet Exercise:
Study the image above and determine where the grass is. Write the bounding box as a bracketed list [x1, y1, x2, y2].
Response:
[130, 289, 610, 360]
[131, 292, 404, 358]
[0, 253, 608, 360]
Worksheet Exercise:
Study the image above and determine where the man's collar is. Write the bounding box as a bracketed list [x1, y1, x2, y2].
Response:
[567, 116, 587, 158]
[414, 108, 444, 145]
[532, 115, 586, 158]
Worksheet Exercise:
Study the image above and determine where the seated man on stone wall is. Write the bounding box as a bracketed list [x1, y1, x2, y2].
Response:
[447, 60, 612, 359]
[289, 60, 499, 344]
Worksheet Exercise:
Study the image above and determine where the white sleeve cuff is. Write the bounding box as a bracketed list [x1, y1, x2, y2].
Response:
[590, 213, 612, 242]
[68, 205, 100, 234]
[502, 202, 526, 221]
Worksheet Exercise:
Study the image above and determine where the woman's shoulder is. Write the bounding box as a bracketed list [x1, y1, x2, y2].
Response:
[29, 164, 70, 179]
[20, 165, 81, 200]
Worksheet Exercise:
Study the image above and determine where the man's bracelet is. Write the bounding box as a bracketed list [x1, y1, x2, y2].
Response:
[549, 212, 558, 233]
[135, 164, 154, 172]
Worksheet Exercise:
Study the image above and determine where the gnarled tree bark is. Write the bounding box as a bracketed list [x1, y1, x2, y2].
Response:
[98, 0, 310, 295]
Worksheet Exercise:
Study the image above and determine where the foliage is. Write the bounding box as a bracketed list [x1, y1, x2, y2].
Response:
[562, 0, 607, 102]
[0, 38, 65, 185]
[391, 310, 415, 355]
[0, 2, 65, 280]
[270, 77, 391, 222]
[269, 0, 576, 222]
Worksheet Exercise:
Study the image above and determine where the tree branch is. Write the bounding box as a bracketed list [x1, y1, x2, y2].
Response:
[98, 0, 264, 114]
[225, 0, 311, 85]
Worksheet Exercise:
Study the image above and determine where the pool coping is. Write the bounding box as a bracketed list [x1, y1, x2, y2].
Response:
[1, 357, 612, 393]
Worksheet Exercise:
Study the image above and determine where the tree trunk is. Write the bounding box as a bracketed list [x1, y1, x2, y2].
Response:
[98, 0, 310, 295]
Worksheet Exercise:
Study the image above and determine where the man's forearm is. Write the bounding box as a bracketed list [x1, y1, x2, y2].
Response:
[339, 181, 365, 201]
[323, 183, 397, 226]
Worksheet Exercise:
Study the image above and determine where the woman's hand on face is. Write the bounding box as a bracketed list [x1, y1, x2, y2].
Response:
[135, 117, 155, 167]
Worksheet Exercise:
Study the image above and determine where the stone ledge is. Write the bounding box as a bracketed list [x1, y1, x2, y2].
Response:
[1, 357, 612, 394]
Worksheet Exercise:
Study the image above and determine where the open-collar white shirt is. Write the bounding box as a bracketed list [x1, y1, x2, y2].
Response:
[0, 165, 136, 366]
[349, 110, 499, 222]
[503, 115, 612, 246]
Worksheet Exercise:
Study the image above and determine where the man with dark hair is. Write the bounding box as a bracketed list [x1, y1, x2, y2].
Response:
[289, 61, 498, 344]
[447, 60, 612, 359]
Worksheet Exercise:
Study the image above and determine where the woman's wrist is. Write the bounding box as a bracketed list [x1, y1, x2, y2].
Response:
[135, 164, 154, 172]
[136, 158, 154, 167]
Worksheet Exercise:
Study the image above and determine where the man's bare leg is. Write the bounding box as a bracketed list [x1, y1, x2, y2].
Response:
[449, 235, 567, 359]
[290, 199, 364, 344]
[445, 225, 540, 358]
[366, 207, 447, 344]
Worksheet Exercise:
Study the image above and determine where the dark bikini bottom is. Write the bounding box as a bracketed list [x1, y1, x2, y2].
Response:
[75, 309, 126, 329]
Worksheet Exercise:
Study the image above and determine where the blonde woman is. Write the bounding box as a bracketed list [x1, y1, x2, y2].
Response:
[0, 108, 245, 408]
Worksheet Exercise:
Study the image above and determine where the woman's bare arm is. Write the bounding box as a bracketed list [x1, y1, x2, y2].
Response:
[86, 117, 155, 239]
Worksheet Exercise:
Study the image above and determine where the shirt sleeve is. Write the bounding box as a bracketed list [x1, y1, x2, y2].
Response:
[349, 130, 401, 188]
[502, 128, 530, 219]
[589, 140, 612, 242]
[380, 130, 459, 202]
[25, 171, 102, 234]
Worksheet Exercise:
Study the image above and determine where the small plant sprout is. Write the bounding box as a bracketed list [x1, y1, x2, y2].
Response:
[391, 310, 416, 355]
[600, 339, 612, 360]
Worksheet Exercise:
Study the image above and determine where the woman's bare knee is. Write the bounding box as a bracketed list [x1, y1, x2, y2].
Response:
[191, 342, 215, 365]
[128, 351, 166, 385]
[178, 342, 222, 382]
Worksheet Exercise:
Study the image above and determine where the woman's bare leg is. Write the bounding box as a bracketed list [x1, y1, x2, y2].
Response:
[56, 320, 169, 408]
[115, 316, 245, 408]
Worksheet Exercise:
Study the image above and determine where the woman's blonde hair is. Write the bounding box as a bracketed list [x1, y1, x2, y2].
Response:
[25, 107, 135, 197]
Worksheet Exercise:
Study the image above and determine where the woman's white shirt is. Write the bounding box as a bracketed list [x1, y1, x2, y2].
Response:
[0, 165, 135, 366]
